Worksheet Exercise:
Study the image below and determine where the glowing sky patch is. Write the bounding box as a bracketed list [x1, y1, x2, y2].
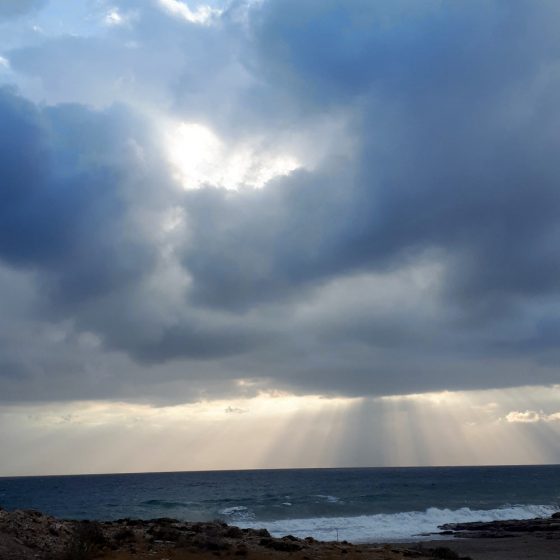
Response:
[1, 386, 559, 475]
[166, 121, 300, 190]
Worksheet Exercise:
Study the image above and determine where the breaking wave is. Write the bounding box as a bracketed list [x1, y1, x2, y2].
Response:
[219, 505, 256, 522]
[236, 504, 559, 543]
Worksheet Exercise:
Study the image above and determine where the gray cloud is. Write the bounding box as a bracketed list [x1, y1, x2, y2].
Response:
[0, 0, 560, 404]
[179, 0, 560, 310]
[0, 88, 154, 300]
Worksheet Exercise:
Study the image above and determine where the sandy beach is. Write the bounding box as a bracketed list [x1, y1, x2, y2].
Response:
[2, 506, 560, 560]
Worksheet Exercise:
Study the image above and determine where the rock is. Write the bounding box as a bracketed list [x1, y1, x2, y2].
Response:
[114, 527, 135, 541]
[430, 546, 460, 559]
[224, 526, 244, 539]
[3, 505, 557, 560]
[254, 528, 271, 538]
[151, 517, 177, 524]
[148, 526, 182, 541]
[304, 536, 316, 543]
[438, 512, 560, 540]
[260, 537, 303, 552]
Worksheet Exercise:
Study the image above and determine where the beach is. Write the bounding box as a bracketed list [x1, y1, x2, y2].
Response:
[2, 506, 560, 560]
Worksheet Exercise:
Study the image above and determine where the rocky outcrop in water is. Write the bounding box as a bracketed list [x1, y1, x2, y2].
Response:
[438, 512, 560, 539]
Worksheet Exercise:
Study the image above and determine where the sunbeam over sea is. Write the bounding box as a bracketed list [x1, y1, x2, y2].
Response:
[1, 466, 559, 542]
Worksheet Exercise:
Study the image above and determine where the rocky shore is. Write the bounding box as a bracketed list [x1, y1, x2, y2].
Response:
[398, 513, 560, 560]
[437, 512, 560, 539]
[1, 505, 559, 560]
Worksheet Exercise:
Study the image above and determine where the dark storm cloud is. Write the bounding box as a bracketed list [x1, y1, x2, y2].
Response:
[181, 0, 560, 311]
[131, 322, 270, 363]
[180, 163, 359, 308]
[0, 87, 152, 301]
[1, 0, 560, 403]
[0, 86, 267, 374]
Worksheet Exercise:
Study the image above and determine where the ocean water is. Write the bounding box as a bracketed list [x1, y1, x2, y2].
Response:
[0, 466, 559, 542]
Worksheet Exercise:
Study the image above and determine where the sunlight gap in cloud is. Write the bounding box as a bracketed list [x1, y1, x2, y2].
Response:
[166, 121, 300, 190]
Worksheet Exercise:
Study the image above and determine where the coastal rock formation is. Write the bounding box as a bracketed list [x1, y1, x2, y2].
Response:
[438, 514, 560, 539]
[0, 505, 468, 560]
[0, 507, 74, 559]
[5, 505, 560, 559]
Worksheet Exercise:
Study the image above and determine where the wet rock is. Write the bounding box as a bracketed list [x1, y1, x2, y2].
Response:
[439, 513, 560, 539]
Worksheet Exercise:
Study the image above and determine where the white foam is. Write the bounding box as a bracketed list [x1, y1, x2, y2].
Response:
[236, 504, 558, 543]
[220, 506, 248, 513]
[315, 494, 341, 503]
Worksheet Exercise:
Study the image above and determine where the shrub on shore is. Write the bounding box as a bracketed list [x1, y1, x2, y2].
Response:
[59, 521, 106, 560]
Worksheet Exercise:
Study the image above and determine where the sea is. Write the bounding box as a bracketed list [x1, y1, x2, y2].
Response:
[0, 465, 559, 543]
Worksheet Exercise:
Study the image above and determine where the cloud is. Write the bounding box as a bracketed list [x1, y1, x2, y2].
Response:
[1, 1, 560, 405]
[0, 87, 154, 299]
[180, 0, 560, 311]
[103, 9, 125, 27]
[225, 406, 248, 414]
[505, 410, 543, 423]
[104, 9, 123, 26]
[157, 0, 222, 25]
[505, 410, 560, 423]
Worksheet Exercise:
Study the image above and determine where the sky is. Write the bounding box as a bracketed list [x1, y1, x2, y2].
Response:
[0, 0, 560, 476]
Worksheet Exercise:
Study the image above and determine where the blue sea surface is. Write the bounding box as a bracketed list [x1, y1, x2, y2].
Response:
[1, 466, 559, 542]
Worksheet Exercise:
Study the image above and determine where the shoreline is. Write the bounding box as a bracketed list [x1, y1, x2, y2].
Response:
[1, 506, 559, 560]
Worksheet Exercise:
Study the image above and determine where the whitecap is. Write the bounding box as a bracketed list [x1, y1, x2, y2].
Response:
[219, 505, 255, 521]
[314, 494, 341, 503]
[236, 504, 558, 543]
